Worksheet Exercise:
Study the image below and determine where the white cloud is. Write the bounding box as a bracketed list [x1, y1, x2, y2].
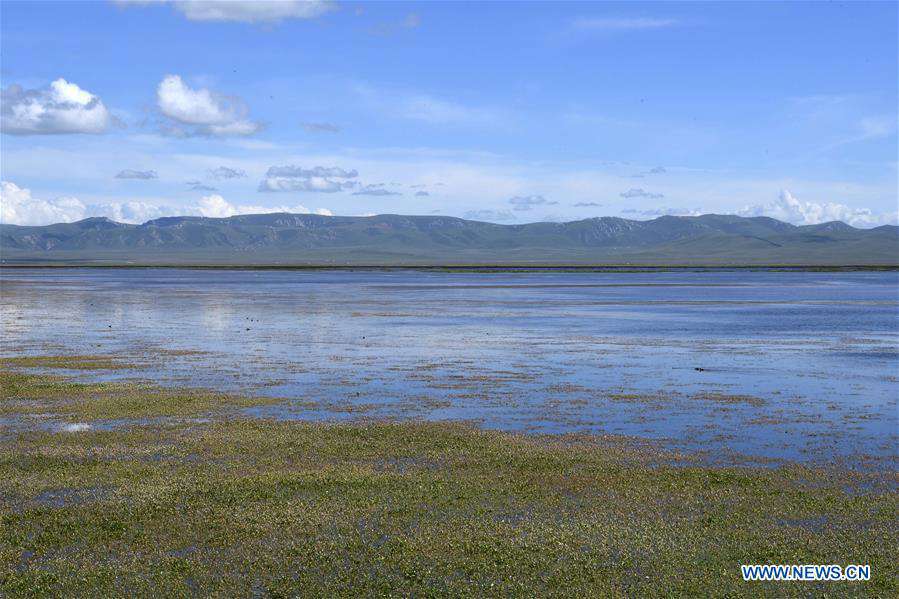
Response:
[352, 185, 401, 196]
[197, 194, 239, 217]
[116, 1, 335, 23]
[88, 200, 172, 223]
[258, 165, 358, 193]
[738, 190, 898, 228]
[620, 188, 664, 200]
[0, 181, 179, 225]
[156, 75, 261, 137]
[197, 194, 331, 218]
[157, 74, 239, 125]
[115, 169, 158, 179]
[175, 0, 334, 23]
[1, 181, 337, 226]
[0, 181, 86, 225]
[259, 177, 353, 193]
[266, 165, 358, 178]
[1, 79, 115, 135]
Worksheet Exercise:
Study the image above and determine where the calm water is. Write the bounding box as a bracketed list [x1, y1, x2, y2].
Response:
[2, 268, 897, 465]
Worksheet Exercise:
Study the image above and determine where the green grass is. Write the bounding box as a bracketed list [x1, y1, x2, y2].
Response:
[0, 370, 285, 419]
[0, 367, 896, 597]
[0, 355, 131, 371]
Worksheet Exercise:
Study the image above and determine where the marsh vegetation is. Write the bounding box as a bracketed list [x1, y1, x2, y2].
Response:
[1, 366, 896, 597]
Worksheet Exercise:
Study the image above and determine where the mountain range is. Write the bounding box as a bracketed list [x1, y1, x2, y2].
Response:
[1, 213, 897, 265]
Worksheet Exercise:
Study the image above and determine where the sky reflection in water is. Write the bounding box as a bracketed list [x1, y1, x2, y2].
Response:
[2, 268, 897, 465]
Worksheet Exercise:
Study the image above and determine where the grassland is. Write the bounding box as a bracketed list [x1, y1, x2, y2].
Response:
[1, 361, 896, 597]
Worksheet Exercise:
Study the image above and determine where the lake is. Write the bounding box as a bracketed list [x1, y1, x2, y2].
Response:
[2, 268, 897, 467]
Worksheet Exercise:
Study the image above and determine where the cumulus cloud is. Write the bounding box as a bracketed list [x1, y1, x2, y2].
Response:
[573, 202, 602, 207]
[88, 200, 173, 223]
[208, 166, 247, 180]
[463, 209, 516, 222]
[0, 181, 172, 225]
[156, 75, 262, 137]
[737, 190, 898, 228]
[0, 181, 336, 225]
[508, 195, 558, 211]
[197, 194, 332, 218]
[0, 181, 86, 225]
[117, 1, 335, 23]
[620, 188, 665, 200]
[196, 194, 238, 217]
[258, 165, 358, 193]
[301, 122, 340, 133]
[1, 79, 115, 135]
[115, 169, 158, 180]
[415, 191, 430, 197]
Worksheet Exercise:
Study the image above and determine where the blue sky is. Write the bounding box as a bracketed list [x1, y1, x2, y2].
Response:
[1, 0, 897, 226]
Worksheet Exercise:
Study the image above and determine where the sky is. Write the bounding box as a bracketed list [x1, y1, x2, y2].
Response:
[1, 0, 897, 227]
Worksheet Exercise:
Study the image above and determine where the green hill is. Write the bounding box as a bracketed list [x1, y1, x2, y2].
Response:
[1, 213, 896, 265]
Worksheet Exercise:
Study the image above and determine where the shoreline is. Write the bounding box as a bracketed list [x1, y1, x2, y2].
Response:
[2, 352, 895, 472]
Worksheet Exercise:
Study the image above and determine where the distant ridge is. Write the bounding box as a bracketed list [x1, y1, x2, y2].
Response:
[1, 212, 897, 266]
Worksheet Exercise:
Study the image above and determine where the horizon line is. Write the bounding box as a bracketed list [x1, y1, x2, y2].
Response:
[3, 211, 895, 231]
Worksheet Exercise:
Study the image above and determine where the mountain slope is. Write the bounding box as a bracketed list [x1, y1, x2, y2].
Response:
[1, 213, 896, 265]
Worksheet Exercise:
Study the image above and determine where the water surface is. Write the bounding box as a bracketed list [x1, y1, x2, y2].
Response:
[2, 268, 897, 466]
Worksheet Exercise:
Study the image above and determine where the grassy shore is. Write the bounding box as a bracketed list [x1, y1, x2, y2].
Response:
[1, 362, 896, 597]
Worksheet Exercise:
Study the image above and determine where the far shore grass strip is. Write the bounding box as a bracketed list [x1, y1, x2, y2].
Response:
[0, 362, 896, 597]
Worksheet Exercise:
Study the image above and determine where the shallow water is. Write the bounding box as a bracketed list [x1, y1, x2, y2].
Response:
[2, 268, 897, 465]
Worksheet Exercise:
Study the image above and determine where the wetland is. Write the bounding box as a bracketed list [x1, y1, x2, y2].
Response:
[1, 268, 897, 596]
